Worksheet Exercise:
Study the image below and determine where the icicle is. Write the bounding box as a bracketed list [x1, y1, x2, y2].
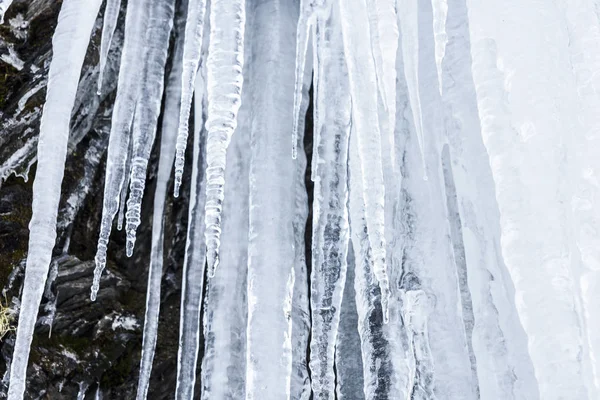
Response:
[291, 0, 330, 159]
[348, 113, 404, 400]
[97, 0, 121, 95]
[365, 0, 389, 111]
[200, 6, 249, 393]
[335, 243, 365, 400]
[131, 3, 176, 398]
[92, 0, 150, 301]
[0, 0, 13, 24]
[7, 0, 102, 398]
[290, 25, 312, 400]
[308, 5, 352, 398]
[431, 0, 448, 94]
[173, 0, 208, 198]
[338, 0, 390, 323]
[174, 75, 209, 400]
[200, 63, 250, 400]
[396, 0, 427, 179]
[154, 0, 191, 394]
[438, 0, 536, 396]
[203, 0, 245, 277]
[116, 137, 132, 231]
[245, 0, 298, 397]
[124, 0, 175, 257]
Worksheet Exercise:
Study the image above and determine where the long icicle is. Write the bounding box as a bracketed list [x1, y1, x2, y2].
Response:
[174, 73, 209, 400]
[245, 0, 298, 397]
[124, 0, 175, 256]
[203, 0, 245, 277]
[173, 0, 207, 197]
[97, 0, 122, 95]
[91, 0, 150, 300]
[200, 3, 249, 392]
[308, 4, 352, 398]
[290, 22, 313, 400]
[7, 0, 102, 398]
[338, 0, 390, 323]
[132, 1, 177, 398]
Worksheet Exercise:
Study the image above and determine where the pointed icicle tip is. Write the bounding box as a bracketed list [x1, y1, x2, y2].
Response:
[174, 176, 182, 198]
[126, 240, 134, 257]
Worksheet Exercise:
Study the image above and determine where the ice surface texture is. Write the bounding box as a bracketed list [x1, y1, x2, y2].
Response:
[5, 0, 600, 398]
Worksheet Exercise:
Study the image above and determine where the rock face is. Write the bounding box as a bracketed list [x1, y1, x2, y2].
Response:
[0, 1, 194, 398]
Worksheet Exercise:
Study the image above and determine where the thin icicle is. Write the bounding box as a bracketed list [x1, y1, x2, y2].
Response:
[348, 116, 402, 400]
[292, 0, 330, 159]
[7, 0, 102, 397]
[203, 0, 245, 277]
[124, 0, 175, 256]
[338, 0, 390, 323]
[245, 0, 298, 397]
[174, 75, 209, 400]
[365, 0, 389, 111]
[290, 27, 312, 400]
[431, 0, 448, 94]
[116, 137, 132, 231]
[309, 5, 352, 398]
[155, 0, 192, 394]
[335, 243, 366, 400]
[97, 0, 122, 95]
[396, 0, 427, 179]
[92, 0, 150, 300]
[173, 0, 208, 198]
[131, 3, 177, 398]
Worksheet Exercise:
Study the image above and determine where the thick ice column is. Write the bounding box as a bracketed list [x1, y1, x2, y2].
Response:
[244, 0, 298, 398]
[439, 0, 537, 397]
[7, 0, 102, 398]
[338, 0, 390, 322]
[92, 0, 150, 299]
[397, 2, 477, 397]
[556, 0, 600, 395]
[308, 6, 351, 398]
[468, 0, 590, 397]
[124, 0, 175, 255]
[200, 18, 251, 398]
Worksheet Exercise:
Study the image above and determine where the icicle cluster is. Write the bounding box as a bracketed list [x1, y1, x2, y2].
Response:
[6, 0, 600, 398]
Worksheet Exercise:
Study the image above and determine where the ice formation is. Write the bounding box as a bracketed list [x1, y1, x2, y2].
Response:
[5, 0, 600, 398]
